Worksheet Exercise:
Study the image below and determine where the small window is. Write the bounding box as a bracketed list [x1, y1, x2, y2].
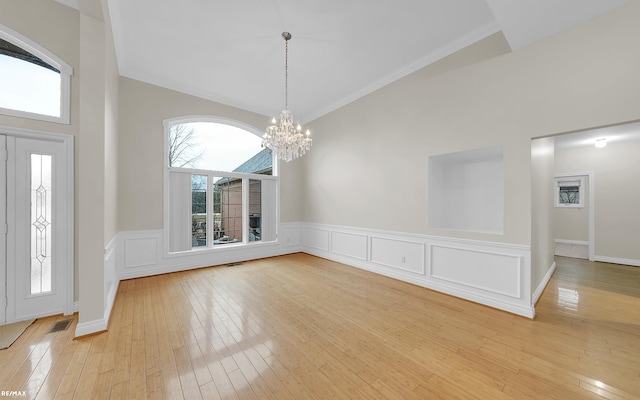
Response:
[0, 25, 72, 124]
[555, 177, 585, 208]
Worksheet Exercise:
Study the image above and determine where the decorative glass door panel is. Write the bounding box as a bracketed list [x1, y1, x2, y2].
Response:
[31, 154, 53, 294]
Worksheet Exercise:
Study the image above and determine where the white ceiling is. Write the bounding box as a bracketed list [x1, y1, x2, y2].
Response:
[97, 0, 630, 123]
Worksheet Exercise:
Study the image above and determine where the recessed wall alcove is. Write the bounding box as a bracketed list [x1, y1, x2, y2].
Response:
[428, 146, 504, 234]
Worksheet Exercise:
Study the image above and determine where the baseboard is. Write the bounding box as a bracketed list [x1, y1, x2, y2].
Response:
[73, 237, 120, 337]
[533, 261, 556, 306]
[594, 255, 640, 267]
[74, 317, 108, 337]
[554, 239, 588, 259]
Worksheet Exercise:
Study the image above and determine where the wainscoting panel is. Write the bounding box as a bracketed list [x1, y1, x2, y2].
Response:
[370, 237, 425, 275]
[331, 231, 368, 260]
[280, 224, 302, 247]
[430, 244, 521, 298]
[302, 227, 330, 251]
[123, 232, 160, 269]
[117, 224, 303, 281]
[79, 222, 534, 337]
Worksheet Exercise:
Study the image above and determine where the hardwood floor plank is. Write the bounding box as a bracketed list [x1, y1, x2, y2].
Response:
[2, 254, 639, 399]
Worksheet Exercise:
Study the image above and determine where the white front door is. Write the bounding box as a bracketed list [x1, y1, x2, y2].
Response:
[1, 134, 72, 324]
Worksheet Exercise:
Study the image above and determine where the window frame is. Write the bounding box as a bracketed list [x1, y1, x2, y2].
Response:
[162, 116, 279, 256]
[554, 176, 585, 208]
[0, 24, 73, 124]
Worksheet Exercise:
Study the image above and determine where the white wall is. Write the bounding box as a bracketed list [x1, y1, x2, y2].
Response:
[301, 1, 640, 249]
[530, 137, 555, 300]
[0, 0, 121, 327]
[104, 0, 120, 246]
[555, 134, 640, 263]
[0, 0, 81, 298]
[117, 78, 303, 232]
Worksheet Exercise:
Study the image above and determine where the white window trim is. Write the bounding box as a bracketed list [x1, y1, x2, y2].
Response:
[0, 24, 73, 124]
[554, 175, 585, 208]
[162, 116, 280, 257]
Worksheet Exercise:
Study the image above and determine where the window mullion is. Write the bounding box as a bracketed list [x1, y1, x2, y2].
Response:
[206, 172, 214, 247]
[242, 178, 249, 244]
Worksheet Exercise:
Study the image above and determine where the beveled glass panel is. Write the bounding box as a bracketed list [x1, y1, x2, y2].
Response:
[30, 154, 53, 294]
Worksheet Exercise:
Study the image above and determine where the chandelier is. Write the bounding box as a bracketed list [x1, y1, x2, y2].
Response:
[263, 32, 312, 162]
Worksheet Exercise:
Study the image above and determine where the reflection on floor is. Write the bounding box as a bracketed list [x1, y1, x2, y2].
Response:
[0, 253, 638, 399]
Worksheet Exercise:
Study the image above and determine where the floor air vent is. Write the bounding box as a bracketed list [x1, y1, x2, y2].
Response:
[48, 319, 73, 334]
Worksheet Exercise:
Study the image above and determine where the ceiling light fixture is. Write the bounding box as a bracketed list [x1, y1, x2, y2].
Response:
[595, 138, 607, 148]
[263, 32, 312, 162]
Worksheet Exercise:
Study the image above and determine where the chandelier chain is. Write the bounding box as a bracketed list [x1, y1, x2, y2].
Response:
[285, 37, 288, 110]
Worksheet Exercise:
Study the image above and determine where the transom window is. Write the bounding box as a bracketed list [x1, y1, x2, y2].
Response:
[0, 25, 72, 124]
[165, 120, 277, 253]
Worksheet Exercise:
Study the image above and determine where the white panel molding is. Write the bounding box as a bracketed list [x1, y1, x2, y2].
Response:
[331, 231, 368, 261]
[118, 223, 303, 280]
[594, 255, 640, 268]
[299, 222, 533, 318]
[370, 236, 425, 275]
[429, 244, 521, 298]
[533, 261, 556, 306]
[76, 221, 538, 335]
[302, 227, 330, 251]
[77, 224, 303, 336]
[280, 223, 303, 247]
[122, 230, 161, 269]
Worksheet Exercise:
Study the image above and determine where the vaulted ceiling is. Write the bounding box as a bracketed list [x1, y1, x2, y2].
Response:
[67, 0, 631, 123]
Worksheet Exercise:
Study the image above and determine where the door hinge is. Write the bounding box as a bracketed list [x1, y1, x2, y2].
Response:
[4, 223, 7, 234]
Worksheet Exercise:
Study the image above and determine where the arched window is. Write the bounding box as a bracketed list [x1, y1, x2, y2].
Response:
[164, 118, 277, 253]
[0, 24, 73, 124]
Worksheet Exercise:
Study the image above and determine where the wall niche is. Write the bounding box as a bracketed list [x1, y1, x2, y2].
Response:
[428, 146, 504, 234]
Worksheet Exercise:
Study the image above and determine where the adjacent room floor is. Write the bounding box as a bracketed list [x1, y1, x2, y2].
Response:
[0, 254, 638, 399]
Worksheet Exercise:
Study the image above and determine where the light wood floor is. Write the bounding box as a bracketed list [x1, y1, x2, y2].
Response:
[1, 254, 639, 399]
